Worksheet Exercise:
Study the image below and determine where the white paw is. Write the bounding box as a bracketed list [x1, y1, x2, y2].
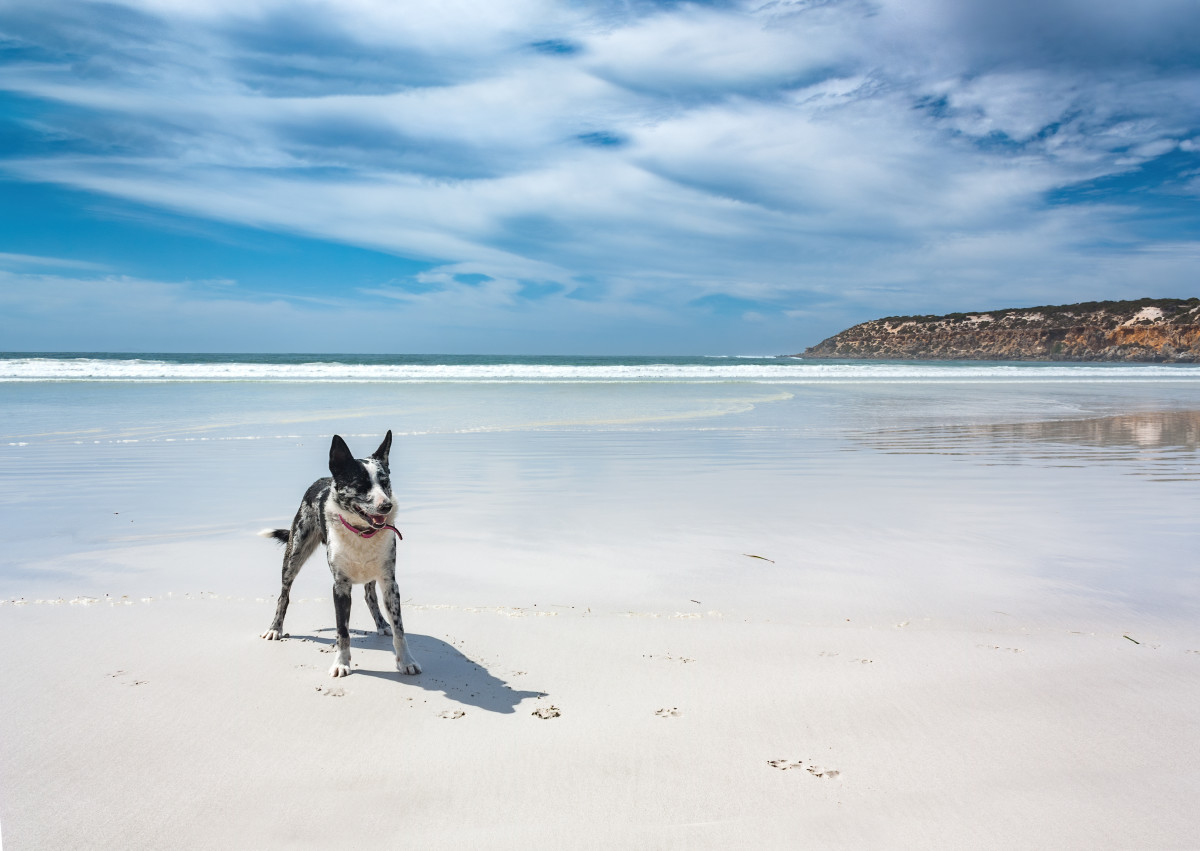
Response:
[377, 624, 393, 636]
[261, 629, 283, 640]
[329, 663, 351, 677]
[397, 657, 422, 675]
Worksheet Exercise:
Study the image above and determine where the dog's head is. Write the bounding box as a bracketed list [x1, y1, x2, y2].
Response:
[328, 430, 395, 529]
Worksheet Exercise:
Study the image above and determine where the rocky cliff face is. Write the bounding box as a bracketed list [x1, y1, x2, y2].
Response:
[801, 299, 1200, 362]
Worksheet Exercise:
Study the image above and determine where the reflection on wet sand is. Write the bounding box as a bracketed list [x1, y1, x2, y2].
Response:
[858, 410, 1200, 478]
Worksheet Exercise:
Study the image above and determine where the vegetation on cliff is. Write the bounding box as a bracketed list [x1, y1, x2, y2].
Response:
[801, 298, 1200, 362]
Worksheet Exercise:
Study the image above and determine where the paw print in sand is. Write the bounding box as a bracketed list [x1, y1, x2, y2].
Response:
[768, 758, 840, 779]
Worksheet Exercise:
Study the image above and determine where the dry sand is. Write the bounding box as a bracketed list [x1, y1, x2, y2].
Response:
[2, 589, 1198, 849]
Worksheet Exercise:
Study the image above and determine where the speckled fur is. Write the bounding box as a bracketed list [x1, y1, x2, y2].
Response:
[259, 430, 421, 677]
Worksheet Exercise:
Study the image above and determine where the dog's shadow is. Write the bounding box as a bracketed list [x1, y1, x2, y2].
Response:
[298, 629, 547, 714]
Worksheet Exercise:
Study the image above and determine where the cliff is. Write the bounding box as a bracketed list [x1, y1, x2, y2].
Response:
[800, 298, 1200, 362]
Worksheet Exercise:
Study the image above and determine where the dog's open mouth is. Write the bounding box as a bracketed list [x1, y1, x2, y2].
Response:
[363, 512, 388, 528]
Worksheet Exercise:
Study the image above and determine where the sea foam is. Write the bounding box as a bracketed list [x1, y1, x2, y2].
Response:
[0, 357, 1197, 383]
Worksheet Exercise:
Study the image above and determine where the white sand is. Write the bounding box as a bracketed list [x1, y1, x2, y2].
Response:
[2, 590, 1198, 849]
[5, 379, 1200, 847]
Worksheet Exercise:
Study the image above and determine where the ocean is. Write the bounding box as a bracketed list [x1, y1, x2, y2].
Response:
[3, 351, 1199, 383]
[3, 353, 1199, 626]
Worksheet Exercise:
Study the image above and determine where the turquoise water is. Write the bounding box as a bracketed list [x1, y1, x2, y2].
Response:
[2, 354, 1199, 625]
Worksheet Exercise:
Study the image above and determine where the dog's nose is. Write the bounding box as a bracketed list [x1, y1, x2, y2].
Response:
[378, 500, 393, 513]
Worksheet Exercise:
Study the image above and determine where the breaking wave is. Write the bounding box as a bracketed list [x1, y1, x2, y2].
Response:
[2, 356, 1199, 384]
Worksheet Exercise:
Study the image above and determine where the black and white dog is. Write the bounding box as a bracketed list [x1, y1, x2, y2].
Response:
[259, 430, 421, 678]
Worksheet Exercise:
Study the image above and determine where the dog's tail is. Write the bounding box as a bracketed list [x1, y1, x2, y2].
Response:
[258, 528, 290, 545]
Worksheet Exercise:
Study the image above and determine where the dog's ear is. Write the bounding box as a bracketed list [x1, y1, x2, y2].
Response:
[329, 434, 358, 480]
[371, 429, 392, 464]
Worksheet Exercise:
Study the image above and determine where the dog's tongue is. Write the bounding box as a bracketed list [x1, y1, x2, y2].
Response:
[367, 513, 387, 527]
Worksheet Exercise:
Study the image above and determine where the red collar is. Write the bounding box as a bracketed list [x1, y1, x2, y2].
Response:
[337, 513, 402, 540]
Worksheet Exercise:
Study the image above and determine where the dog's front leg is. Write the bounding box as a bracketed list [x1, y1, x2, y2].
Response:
[329, 578, 353, 677]
[363, 581, 392, 636]
[380, 577, 421, 675]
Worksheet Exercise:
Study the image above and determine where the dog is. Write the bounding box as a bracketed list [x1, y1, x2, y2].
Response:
[259, 430, 421, 677]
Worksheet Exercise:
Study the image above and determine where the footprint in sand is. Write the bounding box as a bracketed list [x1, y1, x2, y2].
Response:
[806, 765, 841, 779]
[532, 705, 561, 719]
[768, 759, 840, 779]
[767, 759, 803, 770]
[655, 707, 682, 718]
[978, 644, 1023, 653]
[315, 685, 345, 697]
[438, 709, 466, 720]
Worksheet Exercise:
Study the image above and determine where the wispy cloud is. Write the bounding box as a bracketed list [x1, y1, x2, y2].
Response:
[0, 252, 110, 271]
[1, 0, 1197, 351]
[0, 266, 706, 353]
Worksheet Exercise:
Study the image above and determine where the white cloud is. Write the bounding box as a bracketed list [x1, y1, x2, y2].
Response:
[119, 0, 574, 53]
[1, 0, 1198, 351]
[0, 266, 714, 353]
[583, 5, 854, 95]
[0, 252, 111, 271]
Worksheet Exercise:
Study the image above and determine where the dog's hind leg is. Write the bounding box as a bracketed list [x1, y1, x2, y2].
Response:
[261, 513, 320, 640]
[380, 577, 421, 675]
[363, 581, 392, 636]
[329, 578, 353, 677]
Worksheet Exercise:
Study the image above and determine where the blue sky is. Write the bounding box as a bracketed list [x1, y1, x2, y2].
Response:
[1, 0, 1198, 354]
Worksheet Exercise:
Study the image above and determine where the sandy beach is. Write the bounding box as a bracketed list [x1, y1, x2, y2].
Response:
[4, 592, 1198, 848]
[3, 363, 1200, 848]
